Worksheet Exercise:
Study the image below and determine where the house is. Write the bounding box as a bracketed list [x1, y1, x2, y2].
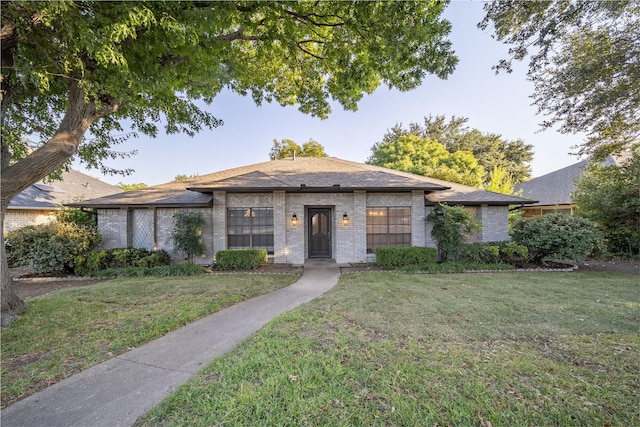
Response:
[515, 154, 631, 218]
[5, 169, 123, 233]
[70, 157, 535, 265]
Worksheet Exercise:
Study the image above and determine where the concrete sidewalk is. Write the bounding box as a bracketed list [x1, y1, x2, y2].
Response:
[1, 259, 340, 427]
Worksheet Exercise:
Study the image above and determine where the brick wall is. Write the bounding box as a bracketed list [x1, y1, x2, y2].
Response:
[4, 209, 56, 233]
[479, 205, 510, 242]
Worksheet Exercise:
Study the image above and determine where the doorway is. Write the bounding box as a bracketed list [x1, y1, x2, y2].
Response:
[308, 208, 331, 258]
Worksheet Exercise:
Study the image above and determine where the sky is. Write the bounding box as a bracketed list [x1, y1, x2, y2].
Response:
[74, 1, 585, 187]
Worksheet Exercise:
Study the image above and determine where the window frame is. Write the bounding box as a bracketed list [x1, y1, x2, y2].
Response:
[366, 206, 411, 254]
[227, 207, 274, 254]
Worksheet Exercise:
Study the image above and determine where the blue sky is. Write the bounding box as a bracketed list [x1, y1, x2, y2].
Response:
[75, 2, 584, 187]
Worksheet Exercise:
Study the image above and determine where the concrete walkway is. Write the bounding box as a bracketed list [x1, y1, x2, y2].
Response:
[1, 259, 341, 427]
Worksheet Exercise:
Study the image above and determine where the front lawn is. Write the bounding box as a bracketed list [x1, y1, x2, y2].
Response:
[139, 271, 639, 426]
[1, 273, 300, 408]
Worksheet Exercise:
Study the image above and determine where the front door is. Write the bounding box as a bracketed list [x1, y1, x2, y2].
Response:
[308, 208, 331, 258]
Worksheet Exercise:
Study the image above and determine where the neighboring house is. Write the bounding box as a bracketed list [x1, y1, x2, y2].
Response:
[70, 157, 535, 265]
[515, 154, 631, 218]
[5, 169, 123, 233]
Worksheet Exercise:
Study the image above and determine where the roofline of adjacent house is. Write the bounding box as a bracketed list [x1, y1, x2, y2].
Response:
[7, 205, 65, 210]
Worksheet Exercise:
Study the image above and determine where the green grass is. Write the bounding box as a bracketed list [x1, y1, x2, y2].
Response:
[139, 271, 639, 427]
[1, 272, 300, 408]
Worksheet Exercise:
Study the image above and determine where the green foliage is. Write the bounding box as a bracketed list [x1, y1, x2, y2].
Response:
[171, 210, 206, 263]
[572, 152, 640, 255]
[375, 246, 437, 269]
[511, 214, 605, 263]
[456, 241, 528, 265]
[367, 134, 485, 187]
[116, 182, 148, 191]
[426, 204, 480, 262]
[6, 222, 100, 272]
[74, 248, 171, 276]
[215, 250, 267, 270]
[173, 174, 198, 182]
[484, 166, 520, 195]
[269, 139, 328, 160]
[55, 207, 97, 228]
[375, 115, 533, 184]
[481, 1, 639, 159]
[2, 1, 457, 174]
[84, 263, 207, 278]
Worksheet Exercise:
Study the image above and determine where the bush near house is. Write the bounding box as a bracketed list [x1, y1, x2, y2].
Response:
[6, 222, 100, 273]
[375, 247, 437, 269]
[73, 248, 171, 276]
[456, 241, 528, 265]
[215, 249, 268, 270]
[511, 214, 605, 263]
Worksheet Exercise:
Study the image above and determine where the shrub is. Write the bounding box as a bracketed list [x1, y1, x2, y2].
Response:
[512, 214, 605, 263]
[375, 247, 437, 269]
[456, 241, 528, 265]
[5, 222, 101, 272]
[84, 263, 207, 278]
[74, 248, 171, 276]
[171, 210, 206, 263]
[55, 207, 97, 228]
[215, 249, 267, 270]
[426, 203, 480, 262]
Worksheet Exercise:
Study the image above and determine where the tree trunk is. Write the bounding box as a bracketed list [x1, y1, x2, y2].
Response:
[1, 210, 25, 326]
[1, 81, 118, 325]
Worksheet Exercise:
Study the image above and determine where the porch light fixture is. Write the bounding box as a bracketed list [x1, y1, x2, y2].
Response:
[292, 213, 298, 227]
[342, 212, 349, 226]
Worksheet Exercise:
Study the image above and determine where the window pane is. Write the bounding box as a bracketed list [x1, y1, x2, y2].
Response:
[366, 207, 411, 253]
[227, 208, 274, 254]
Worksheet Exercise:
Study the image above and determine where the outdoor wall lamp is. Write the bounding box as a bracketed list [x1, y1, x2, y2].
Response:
[292, 213, 298, 227]
[342, 212, 349, 226]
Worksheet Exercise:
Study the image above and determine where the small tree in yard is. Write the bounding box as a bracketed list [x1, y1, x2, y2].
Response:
[426, 203, 480, 262]
[511, 214, 605, 264]
[171, 211, 206, 263]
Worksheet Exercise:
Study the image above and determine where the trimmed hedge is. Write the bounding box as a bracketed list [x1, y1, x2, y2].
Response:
[375, 247, 437, 269]
[215, 249, 267, 270]
[74, 248, 171, 276]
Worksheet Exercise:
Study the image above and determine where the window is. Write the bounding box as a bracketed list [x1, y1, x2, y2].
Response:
[227, 208, 274, 254]
[366, 207, 411, 253]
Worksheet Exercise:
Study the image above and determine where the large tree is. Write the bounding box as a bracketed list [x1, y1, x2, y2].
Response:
[480, 1, 639, 159]
[377, 115, 533, 184]
[367, 134, 485, 187]
[0, 1, 457, 324]
[269, 138, 328, 160]
[572, 150, 640, 255]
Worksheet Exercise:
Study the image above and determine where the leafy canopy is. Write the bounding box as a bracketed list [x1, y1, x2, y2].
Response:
[367, 134, 485, 187]
[2, 0, 457, 175]
[269, 139, 328, 160]
[375, 115, 533, 184]
[480, 1, 639, 159]
[572, 151, 640, 255]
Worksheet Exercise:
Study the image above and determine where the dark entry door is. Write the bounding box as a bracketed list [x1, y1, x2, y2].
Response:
[309, 208, 331, 258]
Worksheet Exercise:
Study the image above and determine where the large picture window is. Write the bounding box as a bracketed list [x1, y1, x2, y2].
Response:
[366, 207, 411, 253]
[227, 208, 274, 254]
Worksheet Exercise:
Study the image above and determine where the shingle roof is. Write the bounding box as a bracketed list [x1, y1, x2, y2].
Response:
[514, 160, 588, 207]
[72, 157, 535, 208]
[515, 153, 635, 207]
[9, 169, 122, 210]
